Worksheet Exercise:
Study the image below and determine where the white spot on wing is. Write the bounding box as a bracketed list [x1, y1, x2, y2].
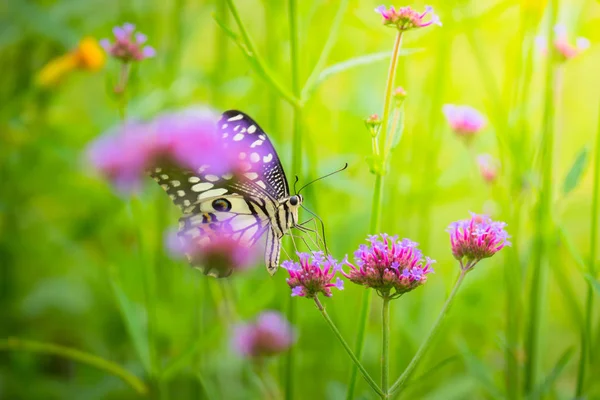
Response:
[155, 167, 162, 173]
[222, 123, 228, 129]
[233, 133, 244, 141]
[245, 172, 258, 180]
[263, 153, 273, 163]
[228, 114, 243, 121]
[239, 152, 247, 160]
[192, 182, 214, 192]
[258, 134, 266, 140]
[177, 190, 185, 197]
[171, 180, 180, 187]
[256, 181, 267, 189]
[160, 174, 169, 179]
[189, 177, 200, 183]
[205, 174, 219, 182]
[250, 140, 263, 148]
[198, 188, 228, 200]
[250, 153, 260, 163]
[183, 199, 191, 207]
[222, 173, 233, 180]
[247, 125, 257, 134]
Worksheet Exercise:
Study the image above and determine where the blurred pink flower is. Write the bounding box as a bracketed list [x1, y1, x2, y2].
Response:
[476, 154, 499, 183]
[232, 311, 296, 358]
[442, 104, 486, 141]
[100, 23, 156, 63]
[184, 234, 258, 278]
[447, 213, 510, 271]
[375, 5, 441, 31]
[344, 234, 435, 298]
[282, 252, 345, 298]
[86, 107, 239, 192]
[535, 24, 590, 61]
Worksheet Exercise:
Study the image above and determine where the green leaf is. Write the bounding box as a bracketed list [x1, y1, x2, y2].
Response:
[584, 274, 600, 293]
[108, 265, 152, 374]
[563, 146, 589, 195]
[390, 103, 406, 151]
[527, 347, 574, 399]
[302, 49, 423, 101]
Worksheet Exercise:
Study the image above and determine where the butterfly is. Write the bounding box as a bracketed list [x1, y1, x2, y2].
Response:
[150, 110, 303, 277]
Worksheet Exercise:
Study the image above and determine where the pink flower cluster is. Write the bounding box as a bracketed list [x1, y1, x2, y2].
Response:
[100, 23, 156, 62]
[86, 107, 238, 192]
[442, 104, 487, 141]
[232, 311, 296, 358]
[282, 252, 345, 298]
[476, 154, 499, 183]
[344, 234, 434, 298]
[166, 228, 258, 278]
[447, 213, 510, 271]
[536, 24, 590, 61]
[375, 5, 441, 31]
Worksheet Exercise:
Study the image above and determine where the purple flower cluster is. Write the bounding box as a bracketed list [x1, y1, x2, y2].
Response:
[447, 213, 510, 271]
[344, 234, 434, 298]
[282, 252, 345, 298]
[232, 311, 296, 358]
[100, 23, 155, 62]
[86, 107, 239, 192]
[375, 5, 441, 31]
[442, 104, 487, 141]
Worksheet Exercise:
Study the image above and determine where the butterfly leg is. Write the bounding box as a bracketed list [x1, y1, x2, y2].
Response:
[295, 219, 328, 254]
[285, 232, 316, 253]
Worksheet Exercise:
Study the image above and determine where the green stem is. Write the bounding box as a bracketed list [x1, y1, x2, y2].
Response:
[0, 337, 147, 394]
[115, 62, 131, 121]
[379, 32, 403, 160]
[523, 0, 557, 394]
[389, 270, 468, 395]
[347, 30, 403, 400]
[382, 295, 391, 396]
[576, 94, 600, 396]
[225, 0, 300, 109]
[285, 2, 301, 398]
[314, 297, 384, 398]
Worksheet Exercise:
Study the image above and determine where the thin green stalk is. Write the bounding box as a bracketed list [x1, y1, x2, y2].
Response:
[130, 198, 161, 396]
[382, 295, 391, 395]
[225, 0, 300, 109]
[576, 95, 600, 396]
[379, 32, 403, 160]
[390, 270, 468, 395]
[300, 0, 349, 104]
[0, 337, 147, 394]
[313, 297, 384, 398]
[212, 0, 229, 107]
[524, 0, 558, 394]
[347, 30, 403, 400]
[115, 62, 131, 121]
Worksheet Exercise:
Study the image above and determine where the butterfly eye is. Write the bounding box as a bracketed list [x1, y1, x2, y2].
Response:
[212, 198, 232, 212]
[289, 196, 299, 206]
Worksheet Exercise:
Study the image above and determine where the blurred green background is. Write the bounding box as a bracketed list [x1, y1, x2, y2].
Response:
[1, 0, 600, 399]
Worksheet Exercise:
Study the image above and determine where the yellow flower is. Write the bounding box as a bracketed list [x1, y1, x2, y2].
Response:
[36, 37, 105, 87]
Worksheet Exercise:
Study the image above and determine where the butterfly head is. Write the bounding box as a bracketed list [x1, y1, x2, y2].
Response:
[281, 195, 303, 227]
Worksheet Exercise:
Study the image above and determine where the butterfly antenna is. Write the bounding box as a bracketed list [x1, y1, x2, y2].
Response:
[293, 175, 300, 194]
[296, 163, 348, 195]
[300, 205, 329, 254]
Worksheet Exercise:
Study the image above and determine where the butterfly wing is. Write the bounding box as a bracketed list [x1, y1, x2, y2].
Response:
[150, 110, 291, 276]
